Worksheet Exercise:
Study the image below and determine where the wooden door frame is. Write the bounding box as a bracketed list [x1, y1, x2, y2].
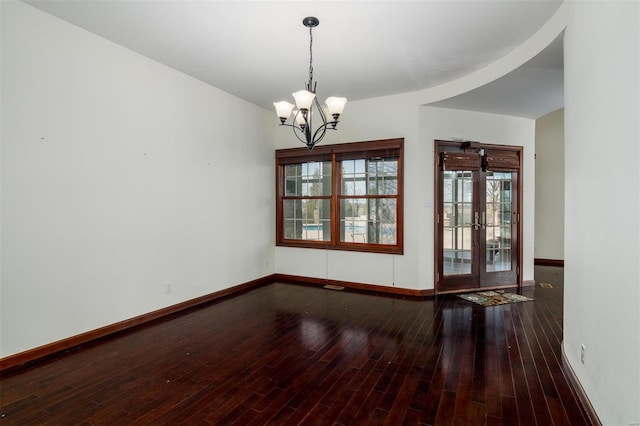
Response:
[434, 140, 523, 294]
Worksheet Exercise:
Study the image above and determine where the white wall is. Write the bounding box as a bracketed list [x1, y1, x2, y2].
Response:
[275, 95, 419, 289]
[1, 0, 567, 359]
[535, 108, 564, 260]
[564, 1, 640, 424]
[420, 106, 536, 286]
[275, 98, 536, 291]
[272, 2, 570, 291]
[0, 1, 275, 358]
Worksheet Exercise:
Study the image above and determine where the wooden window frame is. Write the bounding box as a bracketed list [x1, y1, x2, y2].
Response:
[276, 138, 404, 255]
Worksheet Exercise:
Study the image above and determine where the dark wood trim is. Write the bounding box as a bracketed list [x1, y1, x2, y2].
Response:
[0, 273, 434, 374]
[275, 138, 403, 160]
[517, 146, 524, 288]
[561, 347, 602, 425]
[1, 267, 588, 424]
[435, 284, 519, 296]
[523, 279, 536, 287]
[273, 273, 434, 298]
[433, 140, 439, 292]
[535, 258, 565, 267]
[0, 275, 274, 373]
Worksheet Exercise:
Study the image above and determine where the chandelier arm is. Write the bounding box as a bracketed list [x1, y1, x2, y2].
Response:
[310, 95, 330, 144]
[278, 119, 336, 149]
[275, 121, 309, 146]
[311, 121, 339, 146]
[310, 128, 327, 147]
[311, 120, 328, 144]
[292, 126, 309, 145]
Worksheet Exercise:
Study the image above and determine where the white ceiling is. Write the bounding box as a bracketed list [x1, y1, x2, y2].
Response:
[430, 31, 564, 118]
[24, 0, 565, 119]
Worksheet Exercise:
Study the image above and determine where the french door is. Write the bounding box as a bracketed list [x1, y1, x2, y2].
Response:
[435, 141, 522, 293]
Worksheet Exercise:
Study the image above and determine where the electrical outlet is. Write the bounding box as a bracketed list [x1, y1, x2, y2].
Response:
[166, 281, 172, 295]
[580, 344, 586, 364]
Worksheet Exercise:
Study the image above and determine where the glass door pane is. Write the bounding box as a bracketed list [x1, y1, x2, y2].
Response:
[485, 172, 512, 272]
[443, 171, 474, 275]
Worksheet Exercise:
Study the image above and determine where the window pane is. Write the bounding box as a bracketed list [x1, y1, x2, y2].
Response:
[342, 159, 366, 196]
[342, 157, 398, 196]
[285, 161, 331, 196]
[283, 199, 330, 241]
[444, 177, 453, 202]
[284, 164, 301, 196]
[486, 171, 512, 272]
[456, 172, 473, 202]
[367, 158, 398, 195]
[342, 159, 355, 176]
[340, 198, 397, 245]
[343, 181, 356, 195]
[443, 171, 473, 204]
[443, 170, 473, 275]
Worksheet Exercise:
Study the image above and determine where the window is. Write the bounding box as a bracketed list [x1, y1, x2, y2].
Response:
[276, 138, 403, 254]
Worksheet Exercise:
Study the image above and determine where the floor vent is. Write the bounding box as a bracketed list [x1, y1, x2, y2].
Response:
[323, 285, 345, 291]
[539, 282, 553, 288]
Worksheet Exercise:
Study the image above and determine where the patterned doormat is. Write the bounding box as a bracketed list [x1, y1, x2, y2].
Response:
[458, 290, 533, 307]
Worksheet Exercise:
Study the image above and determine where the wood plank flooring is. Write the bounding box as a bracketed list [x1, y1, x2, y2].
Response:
[0, 266, 591, 425]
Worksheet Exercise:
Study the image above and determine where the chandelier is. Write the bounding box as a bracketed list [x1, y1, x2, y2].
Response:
[273, 17, 347, 151]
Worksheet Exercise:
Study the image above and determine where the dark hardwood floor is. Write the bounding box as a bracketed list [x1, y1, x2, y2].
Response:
[0, 266, 590, 425]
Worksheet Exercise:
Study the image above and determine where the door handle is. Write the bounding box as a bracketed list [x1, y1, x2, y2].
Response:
[481, 211, 486, 230]
[472, 211, 481, 230]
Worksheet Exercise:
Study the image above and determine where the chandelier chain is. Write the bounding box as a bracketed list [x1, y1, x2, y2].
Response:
[308, 26, 314, 88]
